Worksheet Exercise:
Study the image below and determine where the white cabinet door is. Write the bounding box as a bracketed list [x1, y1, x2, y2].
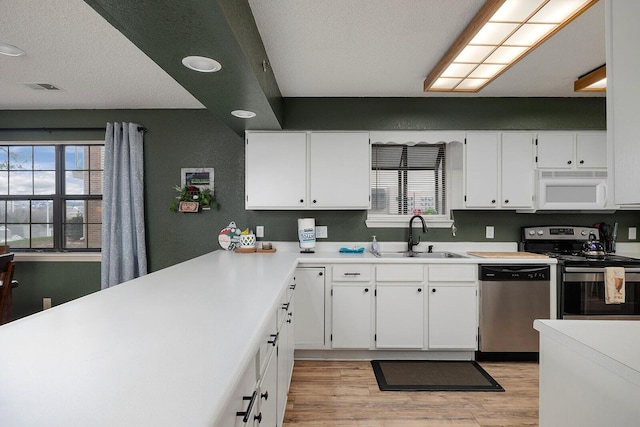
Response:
[260, 349, 278, 427]
[608, 1, 640, 204]
[536, 133, 574, 168]
[465, 132, 499, 208]
[501, 133, 534, 208]
[309, 132, 370, 209]
[428, 286, 477, 350]
[376, 285, 424, 349]
[576, 132, 607, 169]
[276, 293, 294, 427]
[331, 285, 372, 349]
[245, 132, 307, 208]
[293, 268, 326, 349]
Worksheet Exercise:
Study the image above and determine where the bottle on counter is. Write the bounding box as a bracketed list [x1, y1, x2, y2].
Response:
[371, 235, 379, 254]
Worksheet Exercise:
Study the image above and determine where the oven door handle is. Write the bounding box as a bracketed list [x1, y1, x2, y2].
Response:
[563, 267, 640, 273]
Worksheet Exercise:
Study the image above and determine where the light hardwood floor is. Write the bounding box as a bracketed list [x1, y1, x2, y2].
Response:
[283, 360, 539, 427]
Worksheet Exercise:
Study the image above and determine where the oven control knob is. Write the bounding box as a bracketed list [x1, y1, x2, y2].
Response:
[528, 230, 535, 236]
[537, 230, 544, 236]
[581, 230, 587, 236]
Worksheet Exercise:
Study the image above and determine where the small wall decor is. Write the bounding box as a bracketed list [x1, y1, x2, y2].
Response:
[170, 168, 216, 212]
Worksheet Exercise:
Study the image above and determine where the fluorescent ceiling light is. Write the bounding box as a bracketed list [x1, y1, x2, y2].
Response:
[181, 56, 222, 73]
[231, 110, 256, 119]
[574, 64, 606, 92]
[424, 0, 598, 93]
[0, 43, 26, 57]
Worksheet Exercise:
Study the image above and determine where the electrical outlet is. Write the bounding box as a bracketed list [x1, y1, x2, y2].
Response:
[629, 227, 637, 240]
[316, 225, 328, 239]
[256, 225, 264, 238]
[486, 226, 495, 239]
[43, 298, 52, 310]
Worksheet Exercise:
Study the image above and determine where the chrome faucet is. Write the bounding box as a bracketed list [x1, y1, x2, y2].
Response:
[408, 215, 427, 252]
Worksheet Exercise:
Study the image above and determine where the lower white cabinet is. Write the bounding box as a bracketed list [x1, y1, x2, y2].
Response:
[294, 267, 326, 349]
[332, 286, 373, 349]
[427, 265, 478, 350]
[331, 264, 373, 349]
[428, 285, 477, 349]
[376, 284, 425, 348]
[375, 264, 425, 349]
[277, 290, 295, 426]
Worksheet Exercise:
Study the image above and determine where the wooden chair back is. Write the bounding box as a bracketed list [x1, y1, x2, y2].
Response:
[0, 253, 16, 325]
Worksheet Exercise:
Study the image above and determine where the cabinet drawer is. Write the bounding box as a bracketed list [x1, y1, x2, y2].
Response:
[428, 265, 476, 282]
[376, 264, 424, 282]
[332, 264, 372, 282]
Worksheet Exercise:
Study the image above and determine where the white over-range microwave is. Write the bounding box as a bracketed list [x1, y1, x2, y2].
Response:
[537, 170, 608, 210]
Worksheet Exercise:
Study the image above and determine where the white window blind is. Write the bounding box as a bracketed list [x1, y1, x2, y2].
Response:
[370, 143, 446, 216]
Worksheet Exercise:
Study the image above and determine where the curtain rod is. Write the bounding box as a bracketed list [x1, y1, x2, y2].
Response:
[0, 126, 148, 133]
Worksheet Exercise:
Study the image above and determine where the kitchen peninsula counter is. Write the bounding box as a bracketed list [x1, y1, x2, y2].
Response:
[0, 246, 555, 426]
[534, 320, 640, 426]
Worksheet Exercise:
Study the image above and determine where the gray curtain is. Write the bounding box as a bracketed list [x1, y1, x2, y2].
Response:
[101, 122, 147, 289]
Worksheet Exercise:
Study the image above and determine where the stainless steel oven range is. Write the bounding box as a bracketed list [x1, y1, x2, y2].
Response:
[520, 225, 640, 320]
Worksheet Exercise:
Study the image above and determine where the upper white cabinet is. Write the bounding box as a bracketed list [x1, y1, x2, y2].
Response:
[245, 131, 370, 210]
[537, 132, 606, 169]
[607, 1, 640, 204]
[309, 132, 371, 208]
[246, 132, 307, 209]
[465, 132, 535, 209]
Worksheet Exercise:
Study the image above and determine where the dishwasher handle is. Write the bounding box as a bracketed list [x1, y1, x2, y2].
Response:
[480, 264, 550, 281]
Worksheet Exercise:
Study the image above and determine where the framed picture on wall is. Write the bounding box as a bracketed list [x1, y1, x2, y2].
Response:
[181, 168, 214, 192]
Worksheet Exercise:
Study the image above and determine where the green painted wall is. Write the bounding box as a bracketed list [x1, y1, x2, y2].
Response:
[2, 97, 638, 320]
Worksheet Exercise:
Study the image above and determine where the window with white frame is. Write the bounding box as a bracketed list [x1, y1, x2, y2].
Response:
[0, 142, 104, 251]
[368, 141, 449, 227]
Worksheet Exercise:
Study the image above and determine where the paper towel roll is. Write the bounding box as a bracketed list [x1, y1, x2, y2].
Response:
[298, 218, 316, 249]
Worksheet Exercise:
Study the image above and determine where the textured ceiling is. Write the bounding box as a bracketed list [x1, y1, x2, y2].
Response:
[0, 0, 606, 133]
[0, 0, 203, 110]
[248, 0, 606, 97]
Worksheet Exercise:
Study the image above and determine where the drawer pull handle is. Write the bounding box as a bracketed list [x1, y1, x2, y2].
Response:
[281, 302, 290, 310]
[268, 333, 279, 346]
[236, 391, 258, 423]
[343, 272, 361, 276]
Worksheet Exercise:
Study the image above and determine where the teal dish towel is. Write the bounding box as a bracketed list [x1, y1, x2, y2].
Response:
[339, 247, 365, 254]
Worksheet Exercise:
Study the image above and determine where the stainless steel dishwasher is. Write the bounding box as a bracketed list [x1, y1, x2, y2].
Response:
[479, 265, 550, 353]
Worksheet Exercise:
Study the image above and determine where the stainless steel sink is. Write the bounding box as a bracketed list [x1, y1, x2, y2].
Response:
[372, 251, 466, 259]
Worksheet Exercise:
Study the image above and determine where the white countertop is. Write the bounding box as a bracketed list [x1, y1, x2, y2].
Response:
[534, 319, 640, 387]
[0, 245, 557, 426]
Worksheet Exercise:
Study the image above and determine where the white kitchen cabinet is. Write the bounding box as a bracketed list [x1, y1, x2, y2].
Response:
[245, 132, 307, 209]
[427, 265, 478, 350]
[465, 132, 534, 209]
[428, 286, 477, 350]
[537, 132, 606, 169]
[331, 264, 373, 349]
[375, 264, 425, 349]
[331, 286, 372, 349]
[607, 1, 640, 204]
[276, 286, 295, 427]
[293, 267, 326, 349]
[245, 131, 370, 209]
[258, 349, 278, 427]
[309, 132, 370, 208]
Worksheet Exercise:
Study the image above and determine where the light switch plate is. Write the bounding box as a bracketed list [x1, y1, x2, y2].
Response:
[43, 298, 52, 310]
[629, 227, 637, 240]
[316, 225, 328, 239]
[486, 226, 495, 239]
[256, 225, 264, 238]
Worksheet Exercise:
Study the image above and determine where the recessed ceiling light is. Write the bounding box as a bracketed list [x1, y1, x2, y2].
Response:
[231, 110, 257, 119]
[181, 56, 222, 73]
[0, 43, 26, 57]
